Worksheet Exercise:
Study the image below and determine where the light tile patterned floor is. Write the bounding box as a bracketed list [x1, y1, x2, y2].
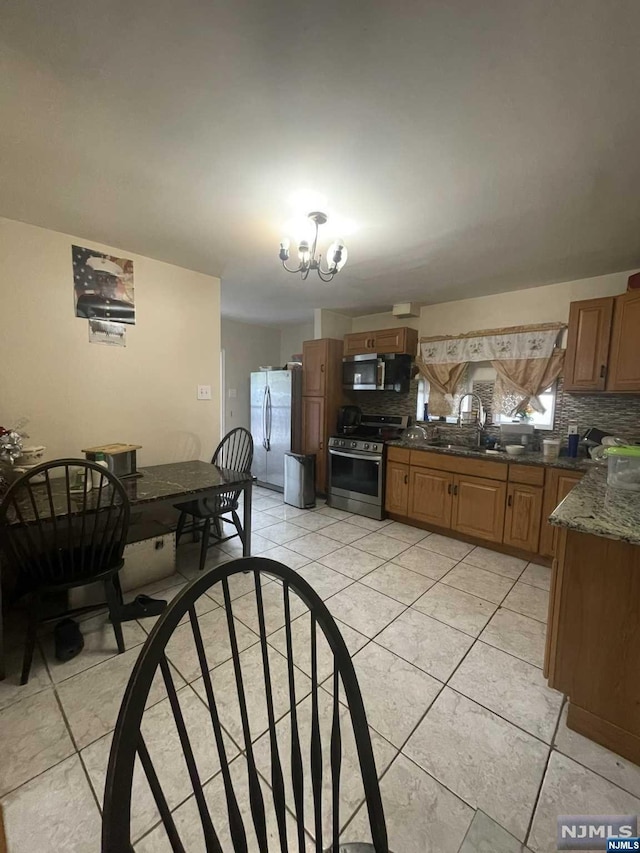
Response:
[1, 485, 639, 852]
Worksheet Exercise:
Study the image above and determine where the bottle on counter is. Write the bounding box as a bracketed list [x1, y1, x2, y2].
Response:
[92, 451, 109, 488]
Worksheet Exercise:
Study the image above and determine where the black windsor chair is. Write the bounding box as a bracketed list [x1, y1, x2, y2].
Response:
[0, 458, 130, 684]
[102, 556, 390, 853]
[174, 428, 254, 573]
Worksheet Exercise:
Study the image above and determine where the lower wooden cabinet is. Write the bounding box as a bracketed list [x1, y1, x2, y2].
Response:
[503, 483, 543, 553]
[539, 469, 583, 558]
[408, 467, 453, 528]
[452, 474, 506, 543]
[385, 461, 410, 515]
[302, 396, 326, 493]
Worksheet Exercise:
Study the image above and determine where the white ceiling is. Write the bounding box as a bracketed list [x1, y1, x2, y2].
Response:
[1, 0, 639, 324]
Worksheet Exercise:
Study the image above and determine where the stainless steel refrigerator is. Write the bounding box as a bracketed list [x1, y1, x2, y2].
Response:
[250, 369, 302, 490]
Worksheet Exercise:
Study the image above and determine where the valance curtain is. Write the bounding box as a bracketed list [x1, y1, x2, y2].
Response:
[417, 323, 565, 417]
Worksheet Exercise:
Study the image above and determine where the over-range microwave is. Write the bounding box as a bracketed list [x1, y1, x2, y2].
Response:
[342, 353, 412, 392]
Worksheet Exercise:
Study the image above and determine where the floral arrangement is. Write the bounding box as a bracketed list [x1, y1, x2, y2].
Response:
[0, 418, 29, 463]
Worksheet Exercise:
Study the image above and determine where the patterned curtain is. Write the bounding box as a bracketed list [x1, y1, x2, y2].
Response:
[415, 360, 468, 416]
[418, 323, 565, 417]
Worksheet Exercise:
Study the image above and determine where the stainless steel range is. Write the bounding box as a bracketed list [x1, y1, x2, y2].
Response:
[327, 414, 410, 520]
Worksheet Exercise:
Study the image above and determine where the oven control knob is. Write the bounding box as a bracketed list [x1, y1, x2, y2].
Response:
[372, 444, 378, 451]
[351, 441, 357, 448]
[340, 440, 345, 446]
[364, 443, 370, 449]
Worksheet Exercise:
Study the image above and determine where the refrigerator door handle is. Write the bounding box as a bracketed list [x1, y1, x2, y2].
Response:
[262, 385, 268, 450]
[265, 385, 272, 451]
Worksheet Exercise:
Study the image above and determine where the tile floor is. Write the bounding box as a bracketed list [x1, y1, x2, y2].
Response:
[1, 486, 640, 852]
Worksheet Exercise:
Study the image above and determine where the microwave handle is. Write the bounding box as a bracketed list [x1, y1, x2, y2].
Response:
[377, 358, 386, 389]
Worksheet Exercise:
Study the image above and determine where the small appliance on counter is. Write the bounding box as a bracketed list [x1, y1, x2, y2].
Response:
[336, 405, 362, 435]
[327, 413, 410, 520]
[83, 443, 142, 478]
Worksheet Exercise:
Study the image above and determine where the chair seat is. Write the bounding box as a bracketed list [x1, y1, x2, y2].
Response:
[173, 495, 238, 519]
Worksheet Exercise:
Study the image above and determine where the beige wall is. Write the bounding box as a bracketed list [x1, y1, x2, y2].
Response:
[418, 271, 635, 338]
[221, 319, 282, 433]
[348, 270, 636, 342]
[313, 309, 353, 340]
[351, 311, 420, 333]
[280, 321, 313, 364]
[0, 217, 221, 466]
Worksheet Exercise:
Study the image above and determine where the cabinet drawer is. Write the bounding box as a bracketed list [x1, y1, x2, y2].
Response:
[410, 450, 508, 481]
[508, 464, 545, 486]
[387, 446, 411, 464]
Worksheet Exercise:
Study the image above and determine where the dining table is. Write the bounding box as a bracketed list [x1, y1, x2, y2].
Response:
[0, 459, 255, 680]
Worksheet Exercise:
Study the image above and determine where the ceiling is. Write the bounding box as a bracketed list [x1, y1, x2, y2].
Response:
[1, 0, 639, 324]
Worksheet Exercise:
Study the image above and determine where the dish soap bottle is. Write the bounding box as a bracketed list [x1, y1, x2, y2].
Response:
[92, 452, 109, 488]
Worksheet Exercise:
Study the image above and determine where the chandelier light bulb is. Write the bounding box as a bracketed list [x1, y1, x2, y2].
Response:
[279, 237, 290, 261]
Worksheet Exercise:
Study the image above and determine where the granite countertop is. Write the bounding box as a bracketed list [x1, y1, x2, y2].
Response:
[550, 466, 640, 545]
[387, 439, 592, 471]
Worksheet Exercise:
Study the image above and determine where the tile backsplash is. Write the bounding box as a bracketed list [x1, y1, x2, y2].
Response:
[347, 377, 640, 449]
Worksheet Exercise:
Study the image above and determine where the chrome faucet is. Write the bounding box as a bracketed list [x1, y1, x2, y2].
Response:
[457, 393, 486, 447]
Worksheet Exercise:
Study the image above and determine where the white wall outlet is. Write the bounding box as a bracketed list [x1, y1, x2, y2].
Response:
[197, 384, 212, 400]
[228, 388, 237, 399]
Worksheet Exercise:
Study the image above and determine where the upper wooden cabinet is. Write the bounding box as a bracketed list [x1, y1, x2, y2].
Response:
[303, 339, 329, 396]
[343, 332, 375, 356]
[343, 327, 418, 357]
[607, 290, 640, 391]
[564, 292, 640, 393]
[564, 297, 614, 391]
[302, 338, 344, 494]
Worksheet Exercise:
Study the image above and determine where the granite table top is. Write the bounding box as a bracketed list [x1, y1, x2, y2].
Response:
[550, 466, 640, 545]
[3, 460, 253, 525]
[387, 439, 592, 472]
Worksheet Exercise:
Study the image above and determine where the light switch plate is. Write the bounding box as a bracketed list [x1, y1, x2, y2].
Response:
[228, 388, 237, 399]
[197, 384, 212, 400]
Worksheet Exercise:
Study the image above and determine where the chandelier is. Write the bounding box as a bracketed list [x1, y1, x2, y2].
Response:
[278, 211, 348, 282]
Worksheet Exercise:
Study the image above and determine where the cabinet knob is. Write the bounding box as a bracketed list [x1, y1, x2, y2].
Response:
[447, 483, 452, 495]
[600, 364, 606, 379]
[404, 474, 408, 484]
[319, 440, 324, 450]
[320, 363, 325, 373]
[507, 494, 513, 507]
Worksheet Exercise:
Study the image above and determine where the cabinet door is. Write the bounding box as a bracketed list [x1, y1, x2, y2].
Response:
[503, 483, 543, 553]
[371, 328, 405, 354]
[303, 340, 328, 397]
[538, 470, 582, 558]
[385, 462, 409, 515]
[302, 396, 326, 492]
[607, 291, 640, 392]
[408, 467, 453, 528]
[343, 332, 375, 356]
[452, 475, 506, 543]
[564, 297, 614, 391]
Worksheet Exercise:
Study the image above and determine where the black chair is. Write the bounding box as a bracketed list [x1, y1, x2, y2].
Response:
[0, 459, 130, 684]
[102, 557, 390, 852]
[174, 428, 254, 572]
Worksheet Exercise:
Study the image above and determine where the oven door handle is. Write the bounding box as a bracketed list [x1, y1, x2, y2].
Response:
[328, 448, 383, 462]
